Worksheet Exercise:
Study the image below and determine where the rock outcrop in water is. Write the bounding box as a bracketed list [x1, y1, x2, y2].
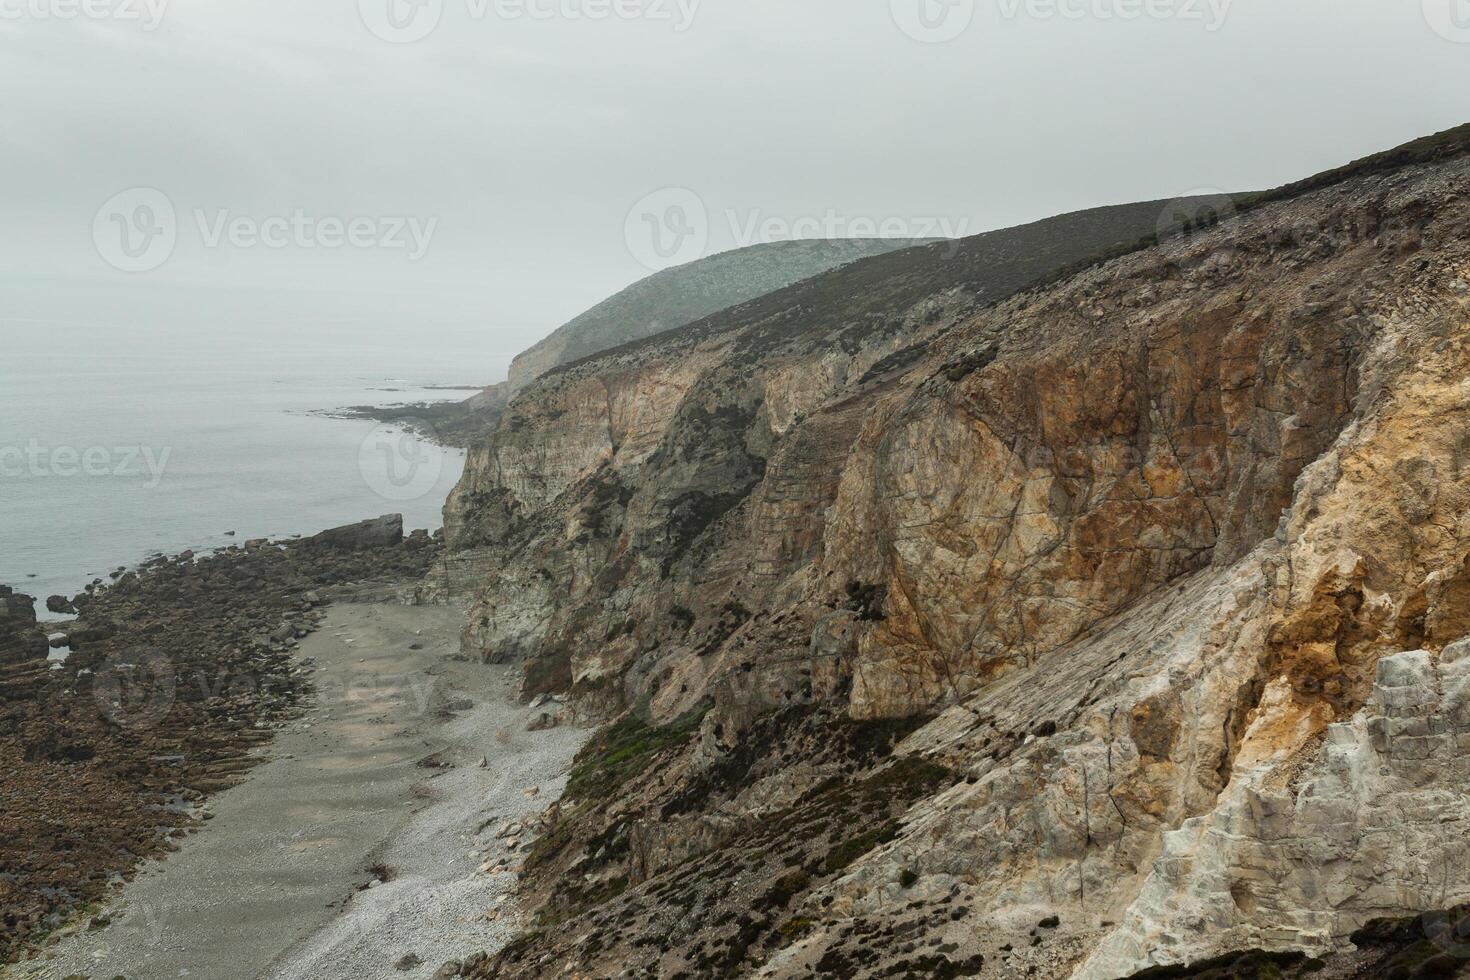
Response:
[0, 587, 47, 667]
[435, 127, 1470, 977]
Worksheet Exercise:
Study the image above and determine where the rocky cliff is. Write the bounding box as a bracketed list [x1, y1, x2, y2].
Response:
[440, 126, 1470, 978]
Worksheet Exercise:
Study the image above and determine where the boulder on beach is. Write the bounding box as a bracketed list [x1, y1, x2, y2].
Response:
[305, 514, 405, 551]
[46, 595, 76, 615]
[2, 591, 37, 626]
[0, 590, 48, 664]
[526, 711, 559, 732]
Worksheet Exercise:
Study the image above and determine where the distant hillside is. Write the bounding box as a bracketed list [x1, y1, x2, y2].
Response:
[506, 238, 935, 396]
[542, 194, 1219, 383]
[342, 238, 936, 446]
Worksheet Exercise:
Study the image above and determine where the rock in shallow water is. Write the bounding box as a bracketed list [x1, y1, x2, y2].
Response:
[305, 514, 404, 550]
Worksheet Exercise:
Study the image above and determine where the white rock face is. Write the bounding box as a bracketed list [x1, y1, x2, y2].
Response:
[1076, 648, 1470, 978]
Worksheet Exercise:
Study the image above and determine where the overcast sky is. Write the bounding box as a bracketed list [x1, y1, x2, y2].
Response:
[1, 0, 1466, 365]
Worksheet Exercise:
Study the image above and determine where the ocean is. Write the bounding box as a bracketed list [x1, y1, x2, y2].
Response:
[0, 283, 520, 617]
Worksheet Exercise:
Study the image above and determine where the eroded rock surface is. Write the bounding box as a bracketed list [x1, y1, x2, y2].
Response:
[441, 127, 1470, 978]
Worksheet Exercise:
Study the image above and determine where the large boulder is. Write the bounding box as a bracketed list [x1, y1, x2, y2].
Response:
[305, 514, 404, 551]
[2, 589, 37, 626]
[0, 590, 47, 664]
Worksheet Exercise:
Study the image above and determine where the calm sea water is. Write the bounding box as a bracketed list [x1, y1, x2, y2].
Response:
[1, 295, 517, 615]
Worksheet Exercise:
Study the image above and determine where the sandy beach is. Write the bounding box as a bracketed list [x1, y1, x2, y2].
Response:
[9, 598, 585, 980]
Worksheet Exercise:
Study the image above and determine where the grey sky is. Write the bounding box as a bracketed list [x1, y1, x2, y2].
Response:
[1, 0, 1466, 366]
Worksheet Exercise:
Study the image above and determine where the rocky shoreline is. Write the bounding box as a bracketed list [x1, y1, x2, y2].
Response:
[15, 597, 587, 980]
[0, 515, 439, 964]
[319, 385, 509, 451]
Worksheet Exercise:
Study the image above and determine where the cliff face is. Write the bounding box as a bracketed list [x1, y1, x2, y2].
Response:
[440, 197, 1211, 683]
[445, 129, 1470, 978]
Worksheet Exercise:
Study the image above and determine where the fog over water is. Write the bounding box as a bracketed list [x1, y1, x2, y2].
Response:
[1, 0, 1465, 338]
[2, 0, 1466, 604]
[0, 281, 510, 608]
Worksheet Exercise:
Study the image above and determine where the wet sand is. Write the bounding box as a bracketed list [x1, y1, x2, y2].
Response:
[11, 599, 585, 980]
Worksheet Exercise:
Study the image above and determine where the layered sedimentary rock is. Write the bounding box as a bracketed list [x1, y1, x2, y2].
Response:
[442, 127, 1470, 977]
